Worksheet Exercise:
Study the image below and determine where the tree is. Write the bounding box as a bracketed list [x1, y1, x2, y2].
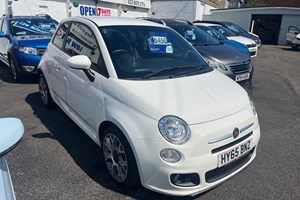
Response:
[242, 0, 267, 7]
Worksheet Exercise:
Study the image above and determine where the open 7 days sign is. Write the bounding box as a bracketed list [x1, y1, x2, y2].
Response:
[79, 5, 112, 16]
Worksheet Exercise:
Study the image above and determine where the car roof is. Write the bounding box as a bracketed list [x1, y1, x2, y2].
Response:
[5, 15, 54, 20]
[67, 16, 167, 27]
[194, 22, 221, 27]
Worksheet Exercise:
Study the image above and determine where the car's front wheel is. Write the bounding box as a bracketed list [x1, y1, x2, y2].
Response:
[292, 45, 298, 50]
[102, 126, 139, 188]
[39, 73, 53, 107]
[10, 58, 22, 82]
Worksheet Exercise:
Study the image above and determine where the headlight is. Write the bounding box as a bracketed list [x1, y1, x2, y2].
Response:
[18, 47, 38, 55]
[205, 58, 228, 71]
[249, 95, 257, 115]
[158, 116, 191, 144]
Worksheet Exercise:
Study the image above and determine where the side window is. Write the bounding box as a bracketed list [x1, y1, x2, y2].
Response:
[0, 18, 3, 32]
[1, 19, 7, 34]
[288, 26, 299, 34]
[53, 22, 69, 50]
[65, 22, 108, 76]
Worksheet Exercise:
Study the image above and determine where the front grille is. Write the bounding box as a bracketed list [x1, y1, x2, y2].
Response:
[211, 132, 253, 154]
[246, 44, 256, 48]
[37, 48, 46, 56]
[228, 63, 251, 74]
[205, 147, 255, 183]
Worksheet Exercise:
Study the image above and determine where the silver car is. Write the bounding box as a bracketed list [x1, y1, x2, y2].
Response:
[0, 118, 24, 200]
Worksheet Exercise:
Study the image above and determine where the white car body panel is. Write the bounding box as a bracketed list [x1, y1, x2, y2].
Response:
[118, 70, 248, 124]
[0, 118, 24, 200]
[39, 16, 261, 196]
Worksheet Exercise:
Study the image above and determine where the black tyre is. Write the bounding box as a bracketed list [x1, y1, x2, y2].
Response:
[102, 126, 139, 188]
[39, 73, 54, 107]
[10, 58, 22, 82]
[292, 45, 298, 50]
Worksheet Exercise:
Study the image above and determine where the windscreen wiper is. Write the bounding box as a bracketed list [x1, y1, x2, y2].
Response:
[143, 65, 198, 79]
[171, 65, 207, 77]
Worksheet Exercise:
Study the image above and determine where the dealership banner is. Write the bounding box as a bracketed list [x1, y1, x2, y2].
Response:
[100, 0, 150, 9]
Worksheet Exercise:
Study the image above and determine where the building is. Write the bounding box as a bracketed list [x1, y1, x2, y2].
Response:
[150, 0, 228, 21]
[0, 0, 151, 22]
[203, 6, 300, 45]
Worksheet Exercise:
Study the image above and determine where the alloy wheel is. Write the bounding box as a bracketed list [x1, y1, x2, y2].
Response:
[103, 133, 128, 182]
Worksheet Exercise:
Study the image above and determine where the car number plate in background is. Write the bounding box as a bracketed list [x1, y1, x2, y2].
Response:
[217, 138, 253, 168]
[235, 73, 250, 82]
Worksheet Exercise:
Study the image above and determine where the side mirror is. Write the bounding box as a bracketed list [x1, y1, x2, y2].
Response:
[0, 118, 24, 157]
[0, 31, 7, 37]
[67, 55, 91, 70]
[67, 55, 95, 82]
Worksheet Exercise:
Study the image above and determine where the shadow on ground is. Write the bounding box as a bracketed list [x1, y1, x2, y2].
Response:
[0, 61, 37, 84]
[25, 92, 204, 200]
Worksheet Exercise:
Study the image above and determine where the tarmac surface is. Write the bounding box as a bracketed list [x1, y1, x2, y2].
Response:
[1, 45, 300, 200]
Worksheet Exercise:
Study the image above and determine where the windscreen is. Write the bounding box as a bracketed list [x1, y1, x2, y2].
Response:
[99, 25, 211, 80]
[211, 26, 236, 37]
[10, 19, 58, 36]
[224, 23, 247, 34]
[169, 24, 220, 46]
[196, 25, 226, 40]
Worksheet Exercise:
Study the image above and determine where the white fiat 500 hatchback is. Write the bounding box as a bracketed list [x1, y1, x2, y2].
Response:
[38, 16, 260, 196]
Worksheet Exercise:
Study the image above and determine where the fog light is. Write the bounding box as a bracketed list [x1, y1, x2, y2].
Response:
[170, 173, 200, 187]
[22, 66, 35, 72]
[160, 148, 181, 163]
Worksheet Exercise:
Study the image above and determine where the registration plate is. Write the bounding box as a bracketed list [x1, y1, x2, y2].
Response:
[235, 73, 250, 82]
[217, 138, 253, 168]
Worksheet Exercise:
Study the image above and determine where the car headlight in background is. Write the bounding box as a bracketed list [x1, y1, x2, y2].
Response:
[158, 116, 191, 144]
[204, 58, 228, 71]
[18, 47, 38, 55]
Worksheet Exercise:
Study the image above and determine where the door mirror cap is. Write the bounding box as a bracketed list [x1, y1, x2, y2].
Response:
[0, 118, 24, 157]
[67, 55, 91, 70]
[0, 31, 7, 37]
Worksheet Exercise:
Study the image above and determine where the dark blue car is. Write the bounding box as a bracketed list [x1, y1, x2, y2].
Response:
[195, 24, 250, 55]
[0, 14, 58, 82]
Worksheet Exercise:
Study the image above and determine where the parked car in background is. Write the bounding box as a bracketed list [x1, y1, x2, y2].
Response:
[142, 18, 253, 86]
[286, 26, 300, 50]
[0, 14, 58, 82]
[291, 33, 300, 50]
[195, 24, 250, 55]
[38, 16, 260, 196]
[0, 118, 24, 200]
[195, 22, 258, 57]
[286, 26, 299, 44]
[198, 20, 262, 48]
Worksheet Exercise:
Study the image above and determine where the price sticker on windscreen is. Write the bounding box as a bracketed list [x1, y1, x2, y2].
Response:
[148, 32, 173, 54]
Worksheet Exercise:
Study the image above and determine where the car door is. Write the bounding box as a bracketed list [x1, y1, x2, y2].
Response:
[287, 26, 299, 43]
[64, 21, 108, 141]
[0, 18, 10, 59]
[48, 22, 70, 104]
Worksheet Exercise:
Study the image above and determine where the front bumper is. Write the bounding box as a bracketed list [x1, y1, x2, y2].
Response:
[133, 106, 260, 196]
[13, 49, 42, 74]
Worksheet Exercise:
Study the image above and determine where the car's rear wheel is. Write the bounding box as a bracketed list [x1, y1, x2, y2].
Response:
[39, 73, 53, 107]
[10, 58, 22, 82]
[102, 126, 139, 188]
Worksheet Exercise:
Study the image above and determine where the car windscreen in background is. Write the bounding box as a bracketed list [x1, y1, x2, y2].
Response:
[10, 19, 58, 36]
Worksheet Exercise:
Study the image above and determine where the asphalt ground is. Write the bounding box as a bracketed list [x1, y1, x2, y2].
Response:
[1, 45, 300, 200]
